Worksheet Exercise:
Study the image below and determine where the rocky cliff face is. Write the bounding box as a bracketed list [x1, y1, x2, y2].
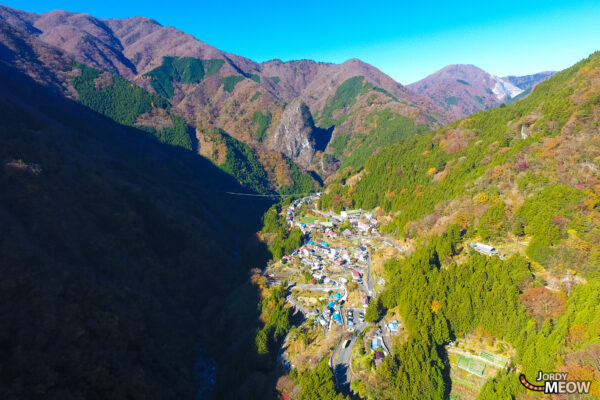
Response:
[502, 71, 556, 90]
[270, 100, 317, 169]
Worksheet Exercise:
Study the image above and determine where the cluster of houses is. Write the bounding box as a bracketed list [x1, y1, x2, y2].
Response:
[340, 210, 379, 234]
[285, 199, 305, 225]
[287, 238, 372, 285]
[291, 216, 340, 237]
[287, 203, 379, 237]
[368, 321, 400, 366]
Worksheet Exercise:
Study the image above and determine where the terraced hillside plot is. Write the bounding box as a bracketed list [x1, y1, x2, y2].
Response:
[448, 344, 512, 400]
[457, 356, 486, 376]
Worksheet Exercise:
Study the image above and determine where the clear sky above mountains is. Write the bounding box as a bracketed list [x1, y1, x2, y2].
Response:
[5, 0, 600, 84]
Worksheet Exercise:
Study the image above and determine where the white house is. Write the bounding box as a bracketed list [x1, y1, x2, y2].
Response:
[357, 221, 370, 232]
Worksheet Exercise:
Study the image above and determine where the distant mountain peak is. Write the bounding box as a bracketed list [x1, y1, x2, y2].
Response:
[408, 64, 555, 120]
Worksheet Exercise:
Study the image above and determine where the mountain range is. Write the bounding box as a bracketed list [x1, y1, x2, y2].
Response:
[0, 6, 440, 181]
[0, 5, 553, 187]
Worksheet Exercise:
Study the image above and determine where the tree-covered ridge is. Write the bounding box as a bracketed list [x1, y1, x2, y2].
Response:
[199, 128, 318, 196]
[73, 60, 168, 124]
[318, 76, 398, 129]
[252, 110, 272, 142]
[279, 154, 318, 195]
[255, 284, 292, 369]
[221, 75, 245, 93]
[144, 56, 224, 99]
[316, 77, 432, 174]
[338, 108, 430, 169]
[71, 61, 193, 150]
[292, 358, 348, 400]
[319, 52, 600, 276]
[200, 128, 273, 194]
[220, 70, 262, 93]
[515, 185, 588, 268]
[261, 201, 304, 259]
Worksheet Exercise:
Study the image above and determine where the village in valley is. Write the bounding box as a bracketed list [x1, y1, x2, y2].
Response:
[263, 194, 518, 399]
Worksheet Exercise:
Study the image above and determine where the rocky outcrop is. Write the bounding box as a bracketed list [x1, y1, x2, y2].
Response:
[270, 100, 318, 169]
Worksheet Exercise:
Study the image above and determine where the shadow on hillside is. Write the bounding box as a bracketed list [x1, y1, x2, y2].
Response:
[313, 125, 334, 152]
[0, 63, 273, 399]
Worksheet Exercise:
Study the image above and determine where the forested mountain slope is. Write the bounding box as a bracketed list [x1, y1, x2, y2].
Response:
[0, 50, 273, 399]
[324, 51, 600, 268]
[318, 52, 600, 399]
[0, 17, 316, 196]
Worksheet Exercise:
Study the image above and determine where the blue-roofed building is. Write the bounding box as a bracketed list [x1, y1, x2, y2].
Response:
[371, 337, 384, 352]
[333, 313, 342, 324]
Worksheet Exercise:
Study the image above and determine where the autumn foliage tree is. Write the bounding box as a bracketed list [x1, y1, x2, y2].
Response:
[519, 287, 567, 327]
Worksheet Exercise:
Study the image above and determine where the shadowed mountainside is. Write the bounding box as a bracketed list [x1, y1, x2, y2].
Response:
[0, 49, 273, 399]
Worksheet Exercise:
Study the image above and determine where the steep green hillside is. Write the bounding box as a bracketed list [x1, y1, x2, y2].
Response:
[319, 76, 398, 129]
[317, 52, 600, 399]
[221, 75, 245, 93]
[279, 155, 317, 195]
[322, 52, 600, 271]
[200, 128, 273, 194]
[145, 56, 224, 98]
[339, 109, 430, 169]
[316, 76, 431, 174]
[252, 110, 272, 142]
[354, 227, 599, 400]
[72, 61, 193, 150]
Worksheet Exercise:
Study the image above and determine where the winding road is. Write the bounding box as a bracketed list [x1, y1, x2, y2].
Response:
[332, 310, 367, 395]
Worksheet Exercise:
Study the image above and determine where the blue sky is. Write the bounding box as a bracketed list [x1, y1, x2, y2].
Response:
[4, 0, 600, 84]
